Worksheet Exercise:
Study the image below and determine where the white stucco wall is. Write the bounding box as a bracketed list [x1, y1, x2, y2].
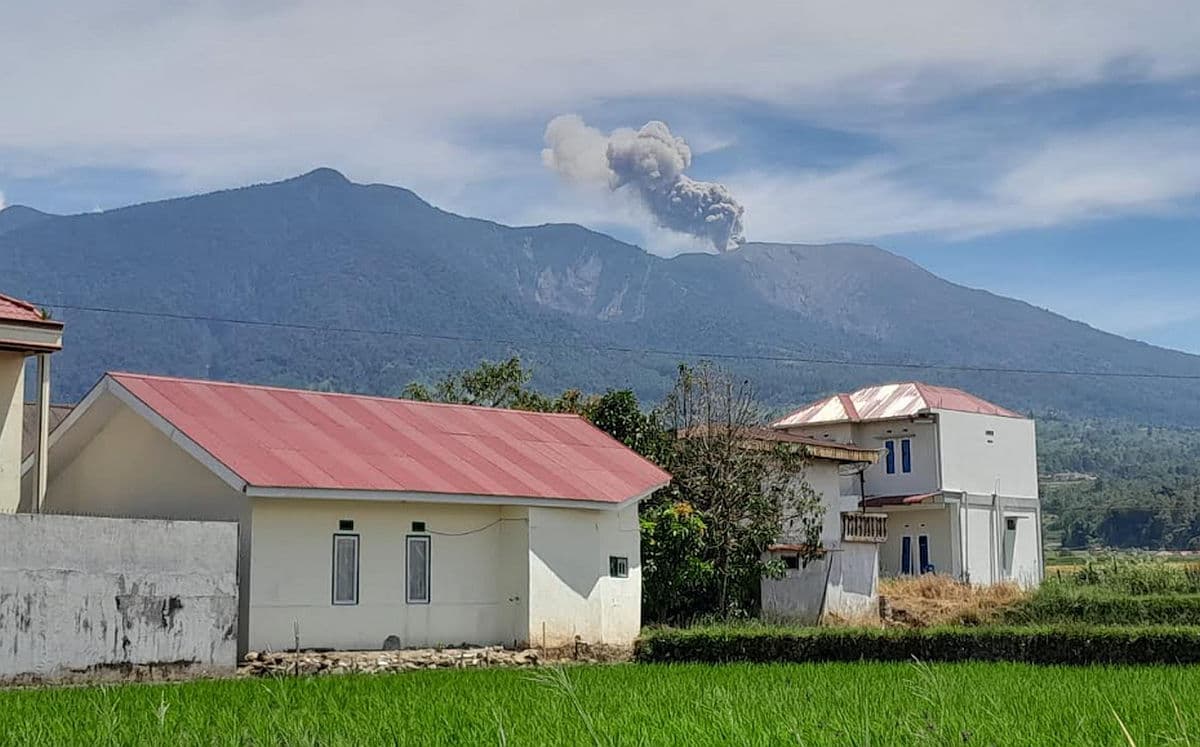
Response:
[763, 460, 881, 623]
[0, 513, 237, 680]
[879, 506, 953, 577]
[526, 504, 641, 647]
[248, 498, 529, 651]
[0, 353, 24, 513]
[938, 411, 1038, 499]
[855, 420, 940, 498]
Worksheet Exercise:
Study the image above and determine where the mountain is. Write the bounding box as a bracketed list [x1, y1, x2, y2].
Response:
[2, 167, 1199, 423]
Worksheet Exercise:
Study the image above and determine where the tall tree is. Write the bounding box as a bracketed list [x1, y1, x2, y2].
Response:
[645, 362, 824, 621]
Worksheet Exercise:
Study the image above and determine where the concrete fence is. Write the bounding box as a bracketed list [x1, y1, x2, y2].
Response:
[0, 513, 238, 681]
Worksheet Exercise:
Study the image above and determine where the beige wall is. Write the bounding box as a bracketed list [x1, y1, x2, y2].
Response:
[40, 394, 648, 652]
[248, 498, 529, 651]
[526, 504, 641, 647]
[0, 357, 23, 514]
[250, 500, 642, 651]
[0, 354, 25, 513]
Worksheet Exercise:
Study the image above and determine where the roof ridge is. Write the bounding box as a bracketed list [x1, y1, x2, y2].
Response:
[0, 293, 41, 314]
[105, 371, 589, 420]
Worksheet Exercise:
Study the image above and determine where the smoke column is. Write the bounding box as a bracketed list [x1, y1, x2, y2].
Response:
[542, 115, 745, 251]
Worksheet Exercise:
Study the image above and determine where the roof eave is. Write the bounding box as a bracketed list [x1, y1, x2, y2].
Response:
[243, 481, 669, 511]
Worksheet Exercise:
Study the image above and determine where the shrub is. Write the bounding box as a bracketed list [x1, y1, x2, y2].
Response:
[634, 625, 1200, 665]
[1002, 590, 1200, 626]
[1065, 559, 1200, 595]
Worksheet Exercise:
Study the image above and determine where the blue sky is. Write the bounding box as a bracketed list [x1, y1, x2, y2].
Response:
[2, 2, 1198, 353]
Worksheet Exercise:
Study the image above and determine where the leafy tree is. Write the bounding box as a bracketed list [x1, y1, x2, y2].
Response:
[401, 356, 555, 411]
[646, 362, 825, 621]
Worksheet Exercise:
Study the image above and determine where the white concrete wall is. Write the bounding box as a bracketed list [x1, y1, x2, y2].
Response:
[35, 399, 254, 650]
[249, 498, 525, 651]
[938, 411, 1038, 499]
[0, 513, 237, 680]
[0, 353, 24, 513]
[526, 504, 641, 647]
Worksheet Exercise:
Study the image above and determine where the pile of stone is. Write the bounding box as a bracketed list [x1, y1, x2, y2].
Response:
[239, 646, 540, 677]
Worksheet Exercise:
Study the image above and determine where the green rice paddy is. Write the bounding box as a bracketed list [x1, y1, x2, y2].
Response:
[0, 662, 1196, 745]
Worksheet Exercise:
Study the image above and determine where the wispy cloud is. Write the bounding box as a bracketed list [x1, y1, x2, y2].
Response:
[725, 121, 1200, 243]
[3, 2, 1200, 202]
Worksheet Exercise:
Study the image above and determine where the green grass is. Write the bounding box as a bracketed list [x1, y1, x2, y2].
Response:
[1, 662, 1198, 745]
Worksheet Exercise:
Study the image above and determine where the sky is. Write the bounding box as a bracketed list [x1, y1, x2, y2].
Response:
[2, 2, 1198, 354]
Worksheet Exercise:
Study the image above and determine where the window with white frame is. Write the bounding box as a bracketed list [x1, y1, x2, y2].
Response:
[406, 535, 431, 604]
[609, 555, 629, 578]
[901, 438, 912, 473]
[332, 533, 359, 605]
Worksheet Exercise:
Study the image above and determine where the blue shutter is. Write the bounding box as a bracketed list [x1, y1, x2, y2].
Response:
[918, 535, 930, 573]
[901, 536, 912, 574]
[885, 440, 896, 474]
[901, 438, 912, 473]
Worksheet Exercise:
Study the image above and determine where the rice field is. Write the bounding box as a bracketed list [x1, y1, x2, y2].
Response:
[1, 662, 1197, 745]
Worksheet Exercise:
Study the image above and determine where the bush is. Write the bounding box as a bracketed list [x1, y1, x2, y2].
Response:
[1063, 559, 1200, 595]
[634, 625, 1200, 665]
[1003, 590, 1200, 626]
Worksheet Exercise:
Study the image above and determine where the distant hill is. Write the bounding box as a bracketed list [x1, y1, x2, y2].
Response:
[2, 168, 1199, 423]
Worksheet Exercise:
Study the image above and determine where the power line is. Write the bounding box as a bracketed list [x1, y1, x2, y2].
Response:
[36, 300, 1200, 382]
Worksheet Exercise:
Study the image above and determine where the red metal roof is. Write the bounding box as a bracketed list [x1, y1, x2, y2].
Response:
[108, 373, 670, 504]
[0, 293, 60, 327]
[772, 382, 1023, 428]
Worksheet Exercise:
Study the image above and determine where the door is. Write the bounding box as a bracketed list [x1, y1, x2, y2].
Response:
[918, 535, 931, 574]
[900, 535, 913, 575]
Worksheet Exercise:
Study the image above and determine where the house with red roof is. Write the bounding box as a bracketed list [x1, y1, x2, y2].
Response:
[772, 382, 1042, 587]
[0, 293, 62, 514]
[24, 372, 670, 653]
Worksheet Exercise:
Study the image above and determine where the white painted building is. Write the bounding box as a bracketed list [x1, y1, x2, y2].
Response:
[24, 372, 669, 653]
[772, 382, 1042, 587]
[0, 293, 62, 513]
[757, 430, 886, 622]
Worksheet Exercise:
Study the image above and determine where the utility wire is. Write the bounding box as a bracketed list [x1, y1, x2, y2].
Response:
[35, 300, 1200, 382]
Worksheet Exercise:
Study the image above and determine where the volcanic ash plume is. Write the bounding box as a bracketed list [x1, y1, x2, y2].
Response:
[542, 115, 745, 252]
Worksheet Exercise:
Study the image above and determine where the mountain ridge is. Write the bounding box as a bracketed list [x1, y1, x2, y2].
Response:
[1, 168, 1197, 423]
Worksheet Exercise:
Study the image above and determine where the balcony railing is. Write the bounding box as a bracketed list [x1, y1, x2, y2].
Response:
[841, 512, 888, 543]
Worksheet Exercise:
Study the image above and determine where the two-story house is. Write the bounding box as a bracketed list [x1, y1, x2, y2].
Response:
[772, 382, 1042, 587]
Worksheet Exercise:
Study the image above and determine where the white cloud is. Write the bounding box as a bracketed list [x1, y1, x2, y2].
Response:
[3, 2, 1199, 188]
[0, 191, 6, 211]
[723, 122, 1200, 243]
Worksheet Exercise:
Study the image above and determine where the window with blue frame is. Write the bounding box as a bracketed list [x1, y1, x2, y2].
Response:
[900, 535, 912, 574]
[885, 440, 896, 474]
[901, 438, 912, 473]
[918, 535, 931, 573]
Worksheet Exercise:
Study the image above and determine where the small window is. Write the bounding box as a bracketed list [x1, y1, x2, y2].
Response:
[901, 438, 912, 474]
[609, 556, 629, 578]
[884, 440, 896, 474]
[411, 521, 426, 532]
[338, 519, 354, 531]
[332, 534, 359, 605]
[781, 554, 800, 570]
[1006, 517, 1017, 531]
[406, 535, 431, 604]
